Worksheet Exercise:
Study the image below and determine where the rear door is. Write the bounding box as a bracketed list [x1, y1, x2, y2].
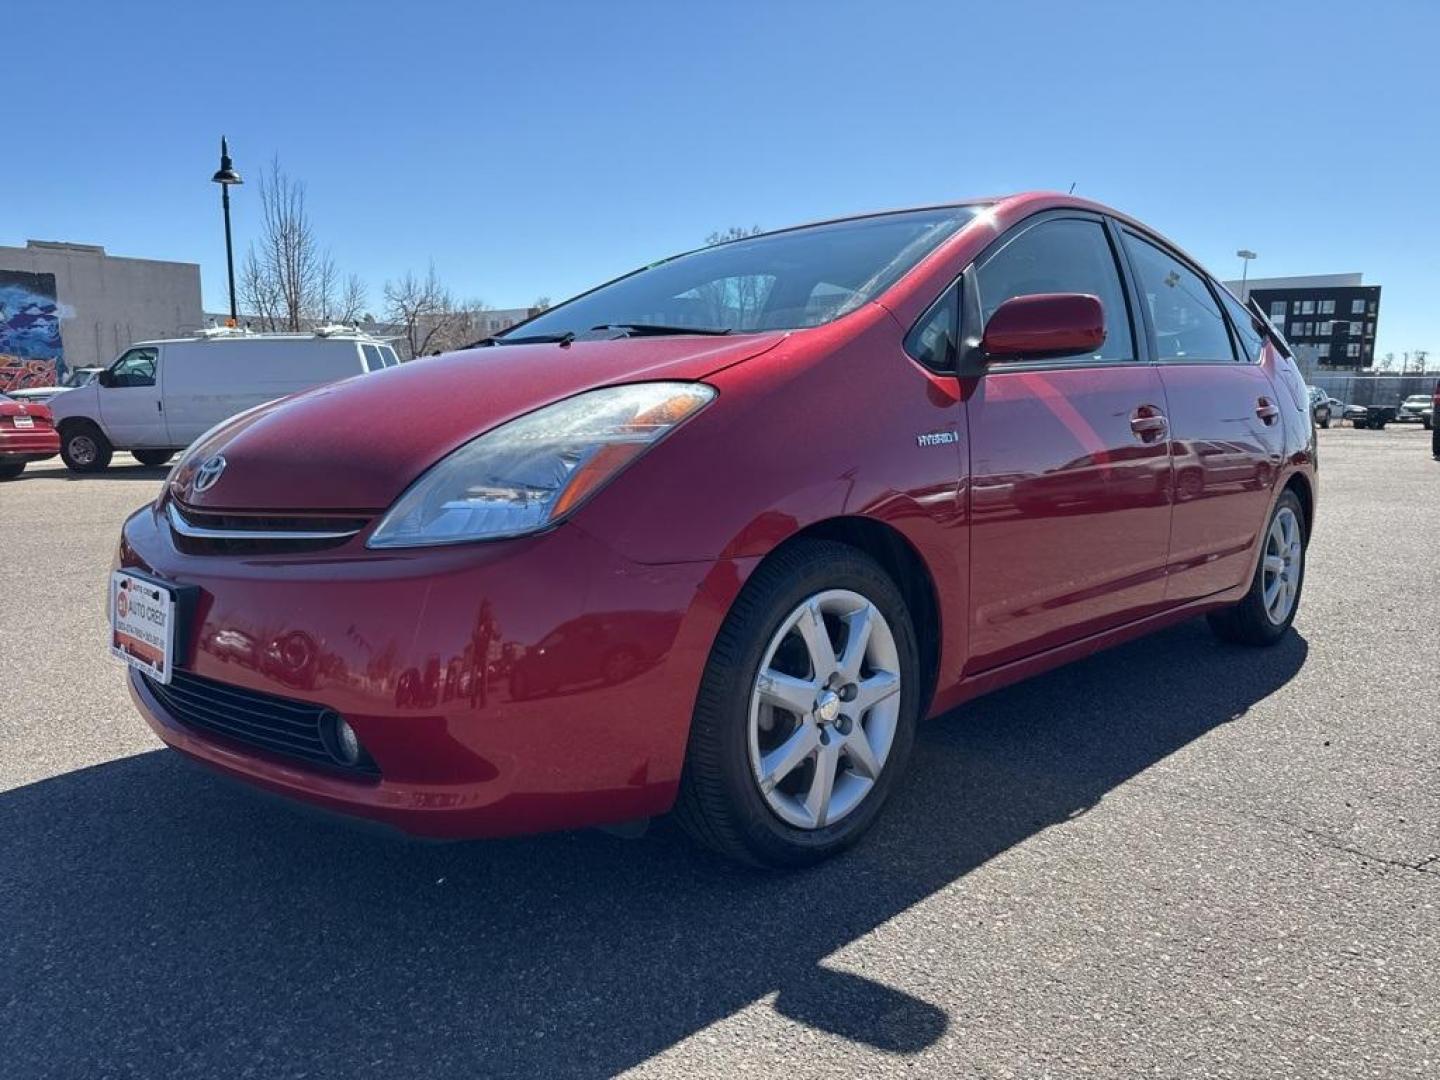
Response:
[1117, 230, 1284, 603]
[97, 346, 168, 447]
[964, 213, 1174, 672]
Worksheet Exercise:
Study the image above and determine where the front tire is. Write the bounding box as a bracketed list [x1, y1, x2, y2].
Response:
[675, 539, 921, 867]
[1208, 490, 1306, 646]
[60, 423, 113, 473]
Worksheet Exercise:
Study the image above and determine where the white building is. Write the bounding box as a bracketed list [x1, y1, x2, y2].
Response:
[0, 240, 203, 385]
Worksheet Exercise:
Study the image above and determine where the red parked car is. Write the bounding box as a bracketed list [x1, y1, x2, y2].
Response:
[113, 193, 1316, 866]
[0, 393, 60, 479]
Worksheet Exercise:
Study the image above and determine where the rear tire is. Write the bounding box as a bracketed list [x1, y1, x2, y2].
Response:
[60, 423, 113, 473]
[1319, 415, 1330, 429]
[674, 539, 921, 867]
[1208, 490, 1306, 647]
[133, 449, 173, 467]
[0, 461, 25, 480]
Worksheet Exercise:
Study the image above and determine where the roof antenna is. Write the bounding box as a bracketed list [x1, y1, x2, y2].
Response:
[1068, 181, 1077, 194]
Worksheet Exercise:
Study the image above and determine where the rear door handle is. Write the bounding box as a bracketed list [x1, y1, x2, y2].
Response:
[1130, 405, 1168, 443]
[1256, 398, 1280, 424]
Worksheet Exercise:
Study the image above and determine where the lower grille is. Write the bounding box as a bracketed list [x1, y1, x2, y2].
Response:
[143, 669, 379, 779]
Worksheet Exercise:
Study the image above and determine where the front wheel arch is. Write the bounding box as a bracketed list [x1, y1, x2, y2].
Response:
[766, 516, 942, 719]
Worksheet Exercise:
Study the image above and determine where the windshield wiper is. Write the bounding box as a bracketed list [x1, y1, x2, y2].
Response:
[589, 323, 733, 337]
[467, 331, 576, 348]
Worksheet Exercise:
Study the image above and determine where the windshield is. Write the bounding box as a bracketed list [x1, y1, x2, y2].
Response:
[500, 206, 982, 341]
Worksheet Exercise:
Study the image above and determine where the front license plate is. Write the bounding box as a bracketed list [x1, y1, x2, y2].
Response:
[110, 571, 177, 684]
[12, 415, 33, 428]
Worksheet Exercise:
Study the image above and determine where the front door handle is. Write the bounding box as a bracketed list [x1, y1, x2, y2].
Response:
[1130, 405, 1168, 443]
[1256, 398, 1280, 425]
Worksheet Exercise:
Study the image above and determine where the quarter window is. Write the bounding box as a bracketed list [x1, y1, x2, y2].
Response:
[975, 218, 1134, 362]
[1219, 288, 1263, 361]
[904, 281, 959, 370]
[1121, 234, 1235, 363]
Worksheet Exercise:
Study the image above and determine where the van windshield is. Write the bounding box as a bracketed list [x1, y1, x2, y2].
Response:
[496, 206, 982, 342]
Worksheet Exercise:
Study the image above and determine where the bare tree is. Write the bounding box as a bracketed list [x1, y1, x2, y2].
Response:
[236, 158, 329, 331]
[335, 274, 369, 325]
[384, 264, 486, 358]
[239, 247, 283, 330]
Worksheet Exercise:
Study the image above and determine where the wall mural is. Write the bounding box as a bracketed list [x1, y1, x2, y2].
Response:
[0, 270, 65, 392]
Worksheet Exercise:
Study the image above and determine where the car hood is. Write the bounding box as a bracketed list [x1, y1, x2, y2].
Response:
[175, 332, 787, 511]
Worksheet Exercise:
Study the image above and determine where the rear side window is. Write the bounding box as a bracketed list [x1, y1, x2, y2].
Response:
[904, 282, 959, 369]
[361, 344, 385, 371]
[381, 346, 399, 367]
[1218, 288, 1264, 362]
[975, 218, 1135, 362]
[1122, 234, 1235, 363]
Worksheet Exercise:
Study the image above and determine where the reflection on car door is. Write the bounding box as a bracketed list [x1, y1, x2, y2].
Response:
[1119, 232, 1283, 603]
[98, 346, 170, 447]
[965, 215, 1174, 672]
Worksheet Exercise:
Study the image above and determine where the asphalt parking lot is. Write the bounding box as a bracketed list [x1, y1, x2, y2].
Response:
[1, 427, 1436, 1079]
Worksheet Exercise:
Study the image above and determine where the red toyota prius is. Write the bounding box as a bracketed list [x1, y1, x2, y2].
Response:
[113, 193, 1315, 866]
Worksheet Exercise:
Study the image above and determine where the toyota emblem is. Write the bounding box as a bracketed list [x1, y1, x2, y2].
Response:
[193, 454, 227, 493]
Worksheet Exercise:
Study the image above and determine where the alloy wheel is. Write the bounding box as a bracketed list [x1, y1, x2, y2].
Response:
[747, 589, 902, 830]
[1261, 506, 1303, 625]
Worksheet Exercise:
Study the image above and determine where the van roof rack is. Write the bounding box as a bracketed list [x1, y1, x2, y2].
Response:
[194, 325, 255, 339]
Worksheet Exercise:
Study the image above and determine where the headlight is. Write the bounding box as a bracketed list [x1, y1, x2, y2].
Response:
[367, 381, 716, 548]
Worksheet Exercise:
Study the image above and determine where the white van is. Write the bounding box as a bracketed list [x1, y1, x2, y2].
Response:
[48, 328, 401, 472]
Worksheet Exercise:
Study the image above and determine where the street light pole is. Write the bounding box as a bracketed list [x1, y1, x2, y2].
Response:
[1236, 249, 1257, 301]
[211, 137, 243, 326]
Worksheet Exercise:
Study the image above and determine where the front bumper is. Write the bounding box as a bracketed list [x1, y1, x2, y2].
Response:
[119, 502, 752, 838]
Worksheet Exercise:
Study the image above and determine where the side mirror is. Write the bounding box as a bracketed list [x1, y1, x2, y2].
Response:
[982, 293, 1105, 362]
[96, 369, 114, 388]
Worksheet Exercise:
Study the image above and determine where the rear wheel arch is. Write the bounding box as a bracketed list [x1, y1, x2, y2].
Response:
[1282, 472, 1315, 543]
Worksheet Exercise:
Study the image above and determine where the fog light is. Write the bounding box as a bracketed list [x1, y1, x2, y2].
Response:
[321, 711, 364, 767]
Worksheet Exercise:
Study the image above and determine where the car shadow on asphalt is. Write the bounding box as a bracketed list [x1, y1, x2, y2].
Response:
[0, 620, 1307, 1078]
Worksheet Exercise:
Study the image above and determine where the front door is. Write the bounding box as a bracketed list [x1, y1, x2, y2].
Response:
[98, 346, 169, 447]
[965, 215, 1173, 673]
[1118, 232, 1285, 602]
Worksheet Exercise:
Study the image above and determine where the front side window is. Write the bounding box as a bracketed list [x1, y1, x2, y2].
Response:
[500, 206, 981, 340]
[109, 348, 157, 387]
[975, 218, 1135, 362]
[1122, 234, 1235, 363]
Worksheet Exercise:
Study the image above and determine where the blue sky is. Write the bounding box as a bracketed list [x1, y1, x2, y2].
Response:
[9, 0, 1437, 360]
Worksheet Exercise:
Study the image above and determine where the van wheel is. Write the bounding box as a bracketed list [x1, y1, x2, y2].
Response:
[674, 539, 920, 867]
[60, 423, 113, 473]
[133, 449, 173, 467]
[1208, 490, 1306, 646]
[0, 461, 24, 480]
